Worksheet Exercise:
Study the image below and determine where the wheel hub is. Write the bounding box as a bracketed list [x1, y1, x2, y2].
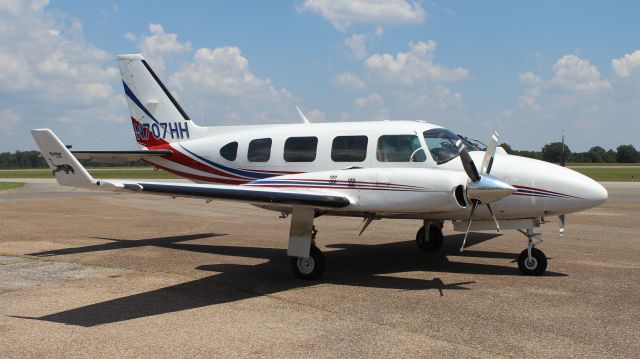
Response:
[525, 256, 538, 270]
[297, 257, 315, 275]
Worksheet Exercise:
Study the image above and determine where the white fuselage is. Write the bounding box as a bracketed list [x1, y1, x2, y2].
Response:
[142, 120, 607, 220]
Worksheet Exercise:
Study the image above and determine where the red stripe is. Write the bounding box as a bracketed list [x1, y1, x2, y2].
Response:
[513, 185, 569, 197]
[244, 184, 414, 191]
[143, 160, 248, 185]
[148, 143, 250, 180]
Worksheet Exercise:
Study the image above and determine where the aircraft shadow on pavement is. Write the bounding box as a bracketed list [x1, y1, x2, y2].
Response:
[17, 232, 566, 327]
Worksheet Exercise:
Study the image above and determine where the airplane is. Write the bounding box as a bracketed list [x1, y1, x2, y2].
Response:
[31, 54, 608, 280]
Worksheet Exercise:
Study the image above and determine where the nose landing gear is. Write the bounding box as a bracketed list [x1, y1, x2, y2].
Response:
[517, 228, 547, 275]
[416, 220, 444, 252]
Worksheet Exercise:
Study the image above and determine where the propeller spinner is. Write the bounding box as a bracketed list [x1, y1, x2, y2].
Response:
[456, 132, 516, 252]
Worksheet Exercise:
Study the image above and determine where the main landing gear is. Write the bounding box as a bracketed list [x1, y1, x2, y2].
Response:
[287, 208, 325, 280]
[290, 227, 325, 280]
[416, 220, 444, 252]
[516, 228, 547, 276]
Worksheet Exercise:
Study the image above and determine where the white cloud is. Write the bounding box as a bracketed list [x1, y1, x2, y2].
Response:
[170, 47, 290, 99]
[519, 71, 542, 86]
[355, 92, 383, 107]
[345, 33, 368, 59]
[612, 49, 640, 77]
[0, 0, 128, 150]
[124, 32, 136, 41]
[137, 23, 192, 74]
[365, 40, 469, 85]
[332, 72, 366, 90]
[551, 55, 610, 92]
[306, 109, 326, 122]
[167, 46, 295, 124]
[298, 0, 425, 31]
[0, 109, 21, 131]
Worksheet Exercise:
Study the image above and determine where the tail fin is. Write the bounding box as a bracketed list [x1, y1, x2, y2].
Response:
[31, 129, 95, 188]
[117, 54, 205, 147]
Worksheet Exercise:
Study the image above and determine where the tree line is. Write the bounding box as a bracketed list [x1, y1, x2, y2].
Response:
[500, 143, 640, 163]
[0, 151, 145, 169]
[0, 143, 638, 170]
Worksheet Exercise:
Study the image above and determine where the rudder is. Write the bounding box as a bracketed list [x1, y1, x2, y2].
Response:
[117, 54, 205, 147]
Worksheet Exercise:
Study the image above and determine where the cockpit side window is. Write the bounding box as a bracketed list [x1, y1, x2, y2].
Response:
[423, 128, 460, 164]
[376, 135, 425, 162]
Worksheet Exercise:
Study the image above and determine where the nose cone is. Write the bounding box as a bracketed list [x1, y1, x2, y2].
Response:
[581, 175, 608, 207]
[527, 158, 607, 213]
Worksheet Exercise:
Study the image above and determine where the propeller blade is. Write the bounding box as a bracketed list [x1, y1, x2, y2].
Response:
[456, 140, 481, 182]
[560, 134, 566, 167]
[481, 131, 499, 174]
[486, 203, 500, 232]
[460, 200, 479, 252]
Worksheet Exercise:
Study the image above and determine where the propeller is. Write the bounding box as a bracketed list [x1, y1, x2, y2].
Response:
[558, 133, 566, 236]
[457, 132, 516, 252]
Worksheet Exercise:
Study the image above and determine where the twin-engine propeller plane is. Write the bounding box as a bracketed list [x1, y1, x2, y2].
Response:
[32, 54, 607, 279]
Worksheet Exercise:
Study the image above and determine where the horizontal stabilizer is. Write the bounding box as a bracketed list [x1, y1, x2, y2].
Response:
[72, 150, 172, 163]
[31, 129, 94, 188]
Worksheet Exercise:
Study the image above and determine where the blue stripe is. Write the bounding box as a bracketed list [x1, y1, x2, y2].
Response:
[252, 179, 420, 190]
[516, 189, 564, 198]
[123, 81, 159, 124]
[179, 144, 274, 179]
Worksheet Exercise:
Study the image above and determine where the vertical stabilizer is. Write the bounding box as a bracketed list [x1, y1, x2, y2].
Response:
[117, 54, 206, 147]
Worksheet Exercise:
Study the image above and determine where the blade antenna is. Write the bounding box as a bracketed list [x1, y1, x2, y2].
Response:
[296, 105, 311, 124]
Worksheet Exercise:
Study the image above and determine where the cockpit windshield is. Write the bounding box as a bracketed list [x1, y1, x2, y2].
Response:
[423, 128, 462, 164]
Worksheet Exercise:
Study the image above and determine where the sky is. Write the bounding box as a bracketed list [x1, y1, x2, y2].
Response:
[0, 0, 638, 152]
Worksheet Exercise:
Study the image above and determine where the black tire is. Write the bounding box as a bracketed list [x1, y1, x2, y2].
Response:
[290, 246, 325, 280]
[517, 248, 548, 276]
[416, 223, 444, 252]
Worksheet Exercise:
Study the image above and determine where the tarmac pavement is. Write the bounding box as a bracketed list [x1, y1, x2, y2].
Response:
[0, 179, 638, 358]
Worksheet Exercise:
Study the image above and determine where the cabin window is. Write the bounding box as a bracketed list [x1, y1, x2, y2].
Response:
[376, 135, 426, 162]
[219, 141, 238, 161]
[284, 136, 318, 162]
[248, 138, 272, 162]
[331, 136, 368, 162]
[423, 128, 459, 164]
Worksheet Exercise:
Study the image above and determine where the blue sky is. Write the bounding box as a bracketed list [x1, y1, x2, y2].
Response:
[1, 0, 638, 152]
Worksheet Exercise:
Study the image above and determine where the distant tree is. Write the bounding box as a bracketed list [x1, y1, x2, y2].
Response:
[604, 149, 617, 163]
[500, 143, 513, 154]
[542, 142, 571, 163]
[616, 145, 638, 163]
[587, 146, 606, 163]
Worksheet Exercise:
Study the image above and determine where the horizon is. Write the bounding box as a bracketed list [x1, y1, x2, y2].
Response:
[0, 0, 638, 152]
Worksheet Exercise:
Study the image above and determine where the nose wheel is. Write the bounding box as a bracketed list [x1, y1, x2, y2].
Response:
[517, 228, 547, 276]
[416, 221, 444, 252]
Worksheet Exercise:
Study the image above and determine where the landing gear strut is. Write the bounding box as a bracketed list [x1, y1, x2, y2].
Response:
[517, 228, 547, 276]
[416, 220, 444, 252]
[287, 207, 325, 280]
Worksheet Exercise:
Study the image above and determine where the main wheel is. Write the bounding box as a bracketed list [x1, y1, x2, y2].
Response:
[517, 247, 547, 276]
[290, 245, 325, 280]
[416, 222, 444, 252]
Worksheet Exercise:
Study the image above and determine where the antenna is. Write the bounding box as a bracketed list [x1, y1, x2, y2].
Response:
[296, 106, 311, 124]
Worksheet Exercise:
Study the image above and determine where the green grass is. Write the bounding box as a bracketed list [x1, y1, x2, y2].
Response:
[573, 168, 640, 182]
[0, 182, 25, 190]
[568, 163, 640, 167]
[0, 167, 180, 179]
[1, 166, 639, 182]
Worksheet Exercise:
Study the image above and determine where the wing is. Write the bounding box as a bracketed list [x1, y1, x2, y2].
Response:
[31, 129, 352, 210]
[72, 150, 172, 163]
